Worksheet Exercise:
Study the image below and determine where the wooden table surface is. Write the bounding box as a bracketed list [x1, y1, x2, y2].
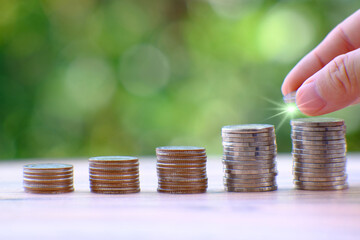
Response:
[1, 154, 360, 240]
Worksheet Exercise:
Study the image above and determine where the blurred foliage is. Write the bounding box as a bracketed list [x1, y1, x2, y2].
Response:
[1, 0, 360, 159]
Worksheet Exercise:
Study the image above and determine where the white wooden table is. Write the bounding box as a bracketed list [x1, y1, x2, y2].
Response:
[1, 154, 360, 240]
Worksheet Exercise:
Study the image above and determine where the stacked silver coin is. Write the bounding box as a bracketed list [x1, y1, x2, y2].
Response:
[156, 146, 208, 194]
[291, 118, 348, 190]
[23, 163, 74, 194]
[222, 124, 278, 192]
[89, 156, 140, 194]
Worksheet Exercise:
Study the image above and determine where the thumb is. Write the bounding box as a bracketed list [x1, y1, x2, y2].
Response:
[296, 48, 360, 116]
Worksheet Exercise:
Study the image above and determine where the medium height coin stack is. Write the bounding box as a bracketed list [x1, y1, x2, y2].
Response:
[222, 124, 278, 192]
[23, 163, 74, 194]
[156, 146, 208, 194]
[291, 118, 348, 190]
[89, 156, 140, 194]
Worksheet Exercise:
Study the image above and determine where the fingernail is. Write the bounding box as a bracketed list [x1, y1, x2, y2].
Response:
[296, 81, 326, 115]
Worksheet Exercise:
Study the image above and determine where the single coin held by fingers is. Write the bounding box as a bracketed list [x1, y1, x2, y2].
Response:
[283, 91, 297, 104]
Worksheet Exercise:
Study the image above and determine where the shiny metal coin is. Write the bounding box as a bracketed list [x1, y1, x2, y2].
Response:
[222, 132, 275, 138]
[25, 188, 74, 194]
[224, 172, 277, 179]
[24, 163, 73, 171]
[292, 143, 346, 150]
[156, 146, 205, 152]
[225, 185, 277, 192]
[157, 159, 207, 164]
[156, 155, 207, 161]
[156, 152, 206, 157]
[157, 188, 207, 194]
[89, 156, 138, 164]
[224, 145, 276, 152]
[292, 135, 345, 141]
[224, 181, 276, 188]
[291, 130, 345, 137]
[222, 136, 275, 143]
[223, 141, 276, 147]
[90, 188, 140, 194]
[291, 139, 346, 146]
[294, 180, 347, 187]
[222, 159, 275, 165]
[90, 174, 139, 180]
[223, 155, 276, 161]
[157, 163, 207, 168]
[224, 177, 275, 183]
[292, 148, 346, 155]
[293, 162, 346, 168]
[223, 162, 276, 170]
[222, 124, 274, 133]
[292, 152, 346, 159]
[292, 156, 346, 164]
[293, 166, 346, 173]
[293, 170, 345, 178]
[290, 118, 344, 127]
[294, 183, 348, 191]
[224, 150, 276, 157]
[291, 125, 346, 132]
[224, 168, 277, 175]
[294, 175, 347, 182]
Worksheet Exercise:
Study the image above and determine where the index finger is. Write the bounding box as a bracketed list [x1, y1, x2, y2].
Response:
[281, 9, 360, 95]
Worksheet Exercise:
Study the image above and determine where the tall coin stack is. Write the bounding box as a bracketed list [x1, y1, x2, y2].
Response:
[89, 156, 140, 194]
[222, 124, 278, 192]
[291, 118, 348, 190]
[156, 146, 208, 194]
[23, 163, 74, 194]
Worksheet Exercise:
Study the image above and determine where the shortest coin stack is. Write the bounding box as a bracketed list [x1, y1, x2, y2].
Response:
[156, 146, 208, 194]
[89, 156, 140, 194]
[23, 163, 74, 194]
[291, 118, 348, 191]
[222, 124, 278, 192]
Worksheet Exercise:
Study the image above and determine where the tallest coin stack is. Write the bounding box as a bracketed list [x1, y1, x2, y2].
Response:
[291, 118, 348, 190]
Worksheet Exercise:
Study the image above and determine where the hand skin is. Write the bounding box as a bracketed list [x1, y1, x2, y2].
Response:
[281, 9, 360, 116]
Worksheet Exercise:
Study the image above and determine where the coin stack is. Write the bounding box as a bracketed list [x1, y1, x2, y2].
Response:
[23, 163, 74, 194]
[222, 124, 278, 192]
[89, 156, 140, 194]
[291, 118, 348, 190]
[156, 146, 208, 194]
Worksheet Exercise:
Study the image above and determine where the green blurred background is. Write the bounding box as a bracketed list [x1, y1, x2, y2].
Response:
[1, 0, 360, 159]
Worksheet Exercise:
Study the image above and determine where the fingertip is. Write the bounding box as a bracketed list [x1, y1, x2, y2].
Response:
[296, 81, 326, 116]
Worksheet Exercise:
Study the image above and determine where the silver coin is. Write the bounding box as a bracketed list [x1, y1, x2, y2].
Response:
[224, 181, 276, 188]
[294, 183, 348, 191]
[224, 150, 276, 157]
[292, 148, 346, 155]
[291, 139, 346, 146]
[293, 166, 346, 173]
[222, 159, 275, 165]
[291, 130, 345, 137]
[223, 162, 276, 170]
[292, 135, 345, 141]
[224, 177, 275, 183]
[292, 152, 346, 159]
[223, 141, 276, 147]
[291, 125, 346, 132]
[293, 162, 346, 169]
[222, 124, 274, 133]
[292, 156, 346, 164]
[156, 146, 205, 152]
[294, 180, 347, 187]
[222, 136, 275, 143]
[224, 172, 277, 179]
[222, 132, 275, 138]
[283, 91, 296, 104]
[223, 145, 277, 152]
[292, 143, 346, 150]
[290, 118, 345, 127]
[225, 185, 277, 192]
[293, 170, 345, 178]
[224, 168, 277, 175]
[294, 174, 347, 182]
[223, 155, 276, 161]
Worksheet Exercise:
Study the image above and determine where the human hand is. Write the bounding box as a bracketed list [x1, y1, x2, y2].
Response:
[282, 10, 360, 116]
